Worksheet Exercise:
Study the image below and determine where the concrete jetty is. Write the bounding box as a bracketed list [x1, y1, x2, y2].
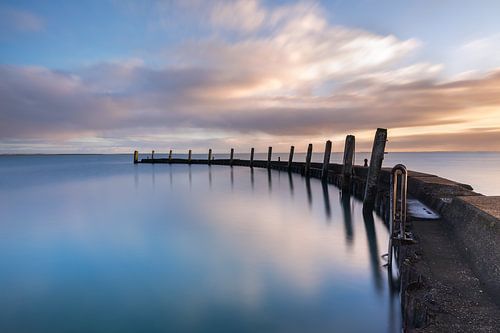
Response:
[134, 129, 500, 332]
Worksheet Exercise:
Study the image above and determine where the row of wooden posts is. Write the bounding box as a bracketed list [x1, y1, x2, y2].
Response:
[133, 128, 387, 211]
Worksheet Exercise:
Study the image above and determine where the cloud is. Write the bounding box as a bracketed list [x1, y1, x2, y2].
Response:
[0, 6, 45, 32]
[1, 1, 500, 152]
[452, 33, 500, 75]
[388, 128, 500, 152]
[210, 0, 266, 32]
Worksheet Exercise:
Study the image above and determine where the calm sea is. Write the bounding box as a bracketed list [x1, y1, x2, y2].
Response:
[0, 155, 400, 333]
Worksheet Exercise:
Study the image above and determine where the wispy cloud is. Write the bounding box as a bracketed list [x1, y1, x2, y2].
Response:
[1, 1, 500, 153]
[0, 6, 45, 32]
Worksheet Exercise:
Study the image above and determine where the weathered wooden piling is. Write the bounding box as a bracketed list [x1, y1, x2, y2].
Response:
[152, 150, 155, 160]
[267, 147, 272, 168]
[230, 148, 234, 166]
[363, 128, 387, 211]
[305, 143, 313, 176]
[188, 149, 192, 164]
[208, 149, 212, 165]
[168, 149, 172, 161]
[133, 150, 139, 164]
[288, 146, 295, 172]
[342, 135, 355, 190]
[321, 140, 332, 181]
[250, 148, 255, 168]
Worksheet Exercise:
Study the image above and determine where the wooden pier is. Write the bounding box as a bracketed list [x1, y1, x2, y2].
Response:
[133, 126, 500, 331]
[135, 128, 388, 212]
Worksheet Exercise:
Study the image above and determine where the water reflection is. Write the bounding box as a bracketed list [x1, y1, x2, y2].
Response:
[208, 166, 213, 190]
[0, 157, 399, 333]
[288, 172, 294, 197]
[152, 164, 156, 189]
[134, 164, 139, 190]
[363, 210, 383, 292]
[305, 177, 313, 209]
[267, 169, 272, 194]
[340, 191, 354, 245]
[230, 167, 234, 191]
[321, 181, 332, 220]
[169, 165, 173, 189]
[250, 168, 255, 192]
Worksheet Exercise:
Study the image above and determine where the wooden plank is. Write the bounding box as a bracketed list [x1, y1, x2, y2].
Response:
[363, 128, 387, 210]
[322, 140, 332, 181]
[287, 146, 295, 172]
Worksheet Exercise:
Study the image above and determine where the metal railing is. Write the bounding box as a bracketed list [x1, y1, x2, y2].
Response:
[387, 164, 411, 267]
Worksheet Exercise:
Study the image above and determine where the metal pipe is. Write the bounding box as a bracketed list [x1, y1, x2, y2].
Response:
[388, 164, 408, 267]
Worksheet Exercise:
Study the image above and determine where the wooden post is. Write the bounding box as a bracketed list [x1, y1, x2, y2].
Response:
[321, 140, 332, 181]
[230, 148, 234, 166]
[363, 128, 387, 211]
[168, 149, 172, 161]
[188, 149, 192, 164]
[305, 143, 313, 176]
[133, 150, 139, 164]
[342, 135, 355, 190]
[208, 149, 212, 165]
[267, 146, 272, 168]
[151, 150, 155, 160]
[287, 146, 295, 172]
[250, 148, 255, 168]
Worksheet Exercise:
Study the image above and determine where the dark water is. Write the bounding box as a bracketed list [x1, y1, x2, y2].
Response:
[0, 155, 399, 333]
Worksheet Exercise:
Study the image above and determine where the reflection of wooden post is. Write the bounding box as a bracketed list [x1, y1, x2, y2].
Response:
[230, 148, 234, 166]
[321, 140, 332, 181]
[342, 135, 355, 190]
[267, 147, 272, 169]
[151, 150, 155, 160]
[250, 148, 255, 168]
[363, 128, 387, 211]
[133, 150, 139, 164]
[287, 146, 295, 172]
[208, 149, 212, 165]
[188, 149, 192, 164]
[168, 150, 172, 161]
[305, 144, 313, 176]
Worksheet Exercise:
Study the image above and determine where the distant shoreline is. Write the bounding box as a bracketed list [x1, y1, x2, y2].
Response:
[1, 151, 500, 156]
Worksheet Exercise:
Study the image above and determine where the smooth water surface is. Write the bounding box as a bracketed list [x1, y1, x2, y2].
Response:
[0, 155, 399, 333]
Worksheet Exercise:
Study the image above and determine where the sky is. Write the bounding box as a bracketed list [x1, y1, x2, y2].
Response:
[1, 0, 500, 153]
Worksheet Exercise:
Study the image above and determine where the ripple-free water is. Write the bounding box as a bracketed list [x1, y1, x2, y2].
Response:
[0, 155, 400, 333]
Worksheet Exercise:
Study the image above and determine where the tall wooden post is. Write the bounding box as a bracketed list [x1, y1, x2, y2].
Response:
[250, 148, 255, 168]
[151, 150, 155, 160]
[133, 150, 139, 164]
[305, 143, 313, 176]
[208, 149, 212, 165]
[188, 149, 192, 164]
[363, 128, 387, 211]
[230, 148, 234, 166]
[267, 147, 272, 169]
[321, 140, 332, 181]
[287, 146, 295, 172]
[342, 135, 355, 190]
[168, 149, 172, 161]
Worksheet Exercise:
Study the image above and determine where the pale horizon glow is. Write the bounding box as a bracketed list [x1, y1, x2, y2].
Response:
[1, 0, 500, 153]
